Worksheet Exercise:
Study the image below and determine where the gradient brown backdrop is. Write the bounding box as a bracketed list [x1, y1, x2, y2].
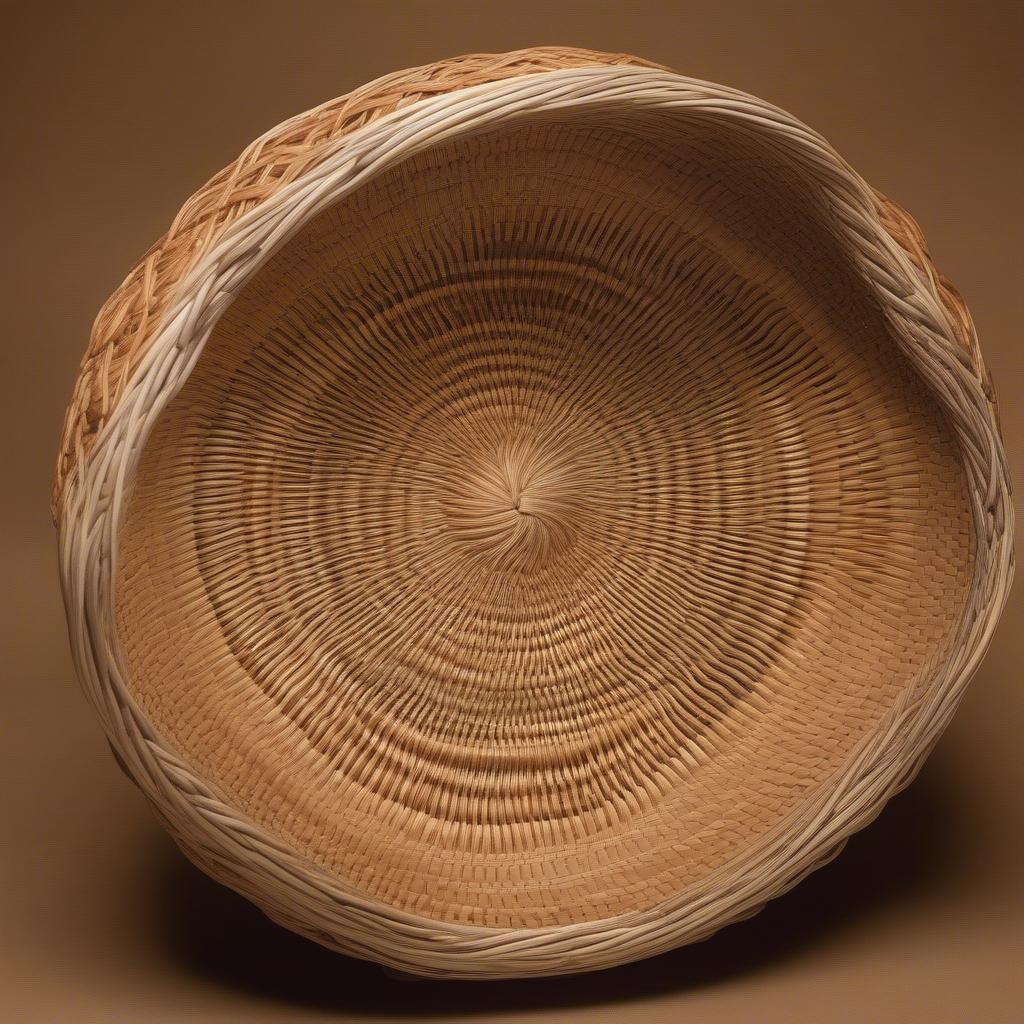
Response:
[3, 3, 1021, 1021]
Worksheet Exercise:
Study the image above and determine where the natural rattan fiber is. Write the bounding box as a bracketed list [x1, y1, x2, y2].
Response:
[55, 48, 1012, 977]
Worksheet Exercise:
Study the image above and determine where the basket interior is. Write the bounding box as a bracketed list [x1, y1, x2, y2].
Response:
[115, 109, 972, 928]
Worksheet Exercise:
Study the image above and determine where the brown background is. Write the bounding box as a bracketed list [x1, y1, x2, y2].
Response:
[3, 2, 1022, 1021]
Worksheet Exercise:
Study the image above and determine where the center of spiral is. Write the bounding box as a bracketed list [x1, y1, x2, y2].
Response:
[439, 440, 577, 574]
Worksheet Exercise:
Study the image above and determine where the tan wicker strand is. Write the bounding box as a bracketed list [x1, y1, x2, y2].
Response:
[873, 190, 992, 399]
[55, 52, 1012, 978]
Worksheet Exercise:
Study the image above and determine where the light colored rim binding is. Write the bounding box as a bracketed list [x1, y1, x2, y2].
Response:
[55, 48, 1012, 978]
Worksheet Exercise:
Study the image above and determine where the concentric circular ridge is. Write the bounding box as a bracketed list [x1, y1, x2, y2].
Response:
[56, 58, 1011, 978]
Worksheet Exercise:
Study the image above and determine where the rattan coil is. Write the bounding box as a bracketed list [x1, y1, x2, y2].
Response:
[55, 47, 1012, 978]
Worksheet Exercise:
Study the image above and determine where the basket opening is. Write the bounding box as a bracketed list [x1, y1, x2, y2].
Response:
[113, 109, 972, 928]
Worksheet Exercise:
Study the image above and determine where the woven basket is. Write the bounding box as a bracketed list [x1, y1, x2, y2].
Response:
[55, 47, 1012, 978]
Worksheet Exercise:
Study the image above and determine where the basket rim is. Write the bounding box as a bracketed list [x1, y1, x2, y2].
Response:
[58, 63, 1013, 978]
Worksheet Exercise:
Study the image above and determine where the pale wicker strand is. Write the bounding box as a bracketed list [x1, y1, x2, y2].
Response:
[56, 63, 1012, 977]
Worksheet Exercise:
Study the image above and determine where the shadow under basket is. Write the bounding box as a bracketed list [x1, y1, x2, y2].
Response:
[54, 47, 1012, 978]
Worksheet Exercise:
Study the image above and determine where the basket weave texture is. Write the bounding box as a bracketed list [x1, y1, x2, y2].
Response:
[55, 47, 1012, 977]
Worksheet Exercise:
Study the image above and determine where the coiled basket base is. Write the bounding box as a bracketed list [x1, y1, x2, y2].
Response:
[114, 110, 972, 931]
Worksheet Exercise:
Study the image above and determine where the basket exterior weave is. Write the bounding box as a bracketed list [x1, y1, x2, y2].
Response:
[54, 48, 1012, 977]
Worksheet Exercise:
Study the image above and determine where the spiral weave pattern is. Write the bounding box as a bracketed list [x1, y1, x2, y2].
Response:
[56, 50, 1012, 976]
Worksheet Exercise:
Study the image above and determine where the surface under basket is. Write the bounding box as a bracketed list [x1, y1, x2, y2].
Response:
[55, 47, 1012, 978]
